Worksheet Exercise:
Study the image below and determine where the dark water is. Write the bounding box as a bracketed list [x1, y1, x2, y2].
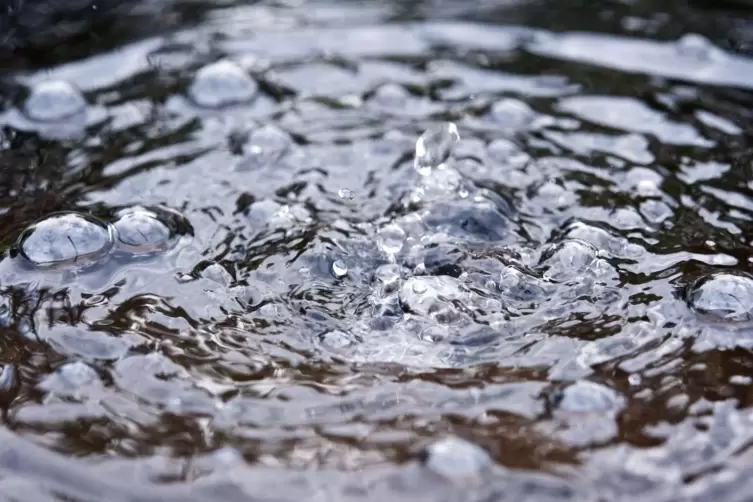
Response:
[3, 0, 753, 500]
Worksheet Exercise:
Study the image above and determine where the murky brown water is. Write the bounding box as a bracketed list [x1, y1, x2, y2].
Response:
[2, 0, 753, 500]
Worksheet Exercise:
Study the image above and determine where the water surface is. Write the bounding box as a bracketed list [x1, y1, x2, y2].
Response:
[2, 0, 753, 500]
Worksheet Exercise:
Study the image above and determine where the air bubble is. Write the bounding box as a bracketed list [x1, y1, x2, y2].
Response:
[331, 260, 348, 279]
[553, 380, 625, 414]
[414, 122, 460, 176]
[687, 271, 753, 322]
[23, 80, 87, 122]
[676, 33, 719, 61]
[188, 59, 258, 108]
[15, 212, 114, 268]
[420, 436, 492, 485]
[489, 98, 537, 130]
[113, 206, 191, 254]
[370, 83, 409, 109]
[237, 125, 292, 170]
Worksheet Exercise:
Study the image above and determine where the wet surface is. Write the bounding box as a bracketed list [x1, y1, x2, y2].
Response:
[3, 0, 753, 500]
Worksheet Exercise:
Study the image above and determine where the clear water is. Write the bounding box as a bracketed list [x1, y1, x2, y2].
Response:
[2, 0, 753, 500]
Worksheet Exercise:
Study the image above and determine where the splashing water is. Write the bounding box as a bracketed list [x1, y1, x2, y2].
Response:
[414, 122, 460, 176]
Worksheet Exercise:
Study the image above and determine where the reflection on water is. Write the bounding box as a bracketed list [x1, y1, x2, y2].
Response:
[2, 0, 753, 500]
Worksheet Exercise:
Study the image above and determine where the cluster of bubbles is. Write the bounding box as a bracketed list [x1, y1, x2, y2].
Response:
[410, 121, 753, 328]
[13, 206, 192, 270]
[9, 57, 259, 140]
[10, 54, 753, 476]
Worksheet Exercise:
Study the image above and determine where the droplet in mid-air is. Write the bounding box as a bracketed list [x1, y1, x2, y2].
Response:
[687, 271, 753, 322]
[188, 59, 258, 108]
[338, 188, 355, 201]
[113, 206, 189, 254]
[414, 122, 460, 176]
[23, 80, 87, 122]
[331, 260, 348, 279]
[16, 212, 114, 268]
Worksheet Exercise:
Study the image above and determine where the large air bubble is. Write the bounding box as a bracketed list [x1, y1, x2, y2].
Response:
[15, 212, 114, 268]
[687, 271, 753, 322]
[112, 206, 192, 254]
[188, 59, 258, 108]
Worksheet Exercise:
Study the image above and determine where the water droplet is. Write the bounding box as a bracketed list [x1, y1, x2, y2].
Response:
[23, 80, 87, 122]
[331, 259, 348, 279]
[237, 125, 292, 170]
[113, 205, 192, 254]
[188, 59, 258, 108]
[687, 271, 753, 322]
[414, 122, 460, 176]
[377, 224, 406, 255]
[338, 188, 355, 201]
[16, 212, 114, 268]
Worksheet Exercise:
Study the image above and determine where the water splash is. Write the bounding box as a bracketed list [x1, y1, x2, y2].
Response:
[414, 122, 460, 176]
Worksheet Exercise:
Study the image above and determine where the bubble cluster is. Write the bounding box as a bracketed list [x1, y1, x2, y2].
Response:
[14, 207, 191, 270]
[399, 276, 467, 321]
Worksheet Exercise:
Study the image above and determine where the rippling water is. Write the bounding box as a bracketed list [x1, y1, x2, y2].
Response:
[3, 0, 753, 500]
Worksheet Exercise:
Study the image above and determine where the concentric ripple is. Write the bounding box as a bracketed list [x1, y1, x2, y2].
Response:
[2, 0, 753, 501]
